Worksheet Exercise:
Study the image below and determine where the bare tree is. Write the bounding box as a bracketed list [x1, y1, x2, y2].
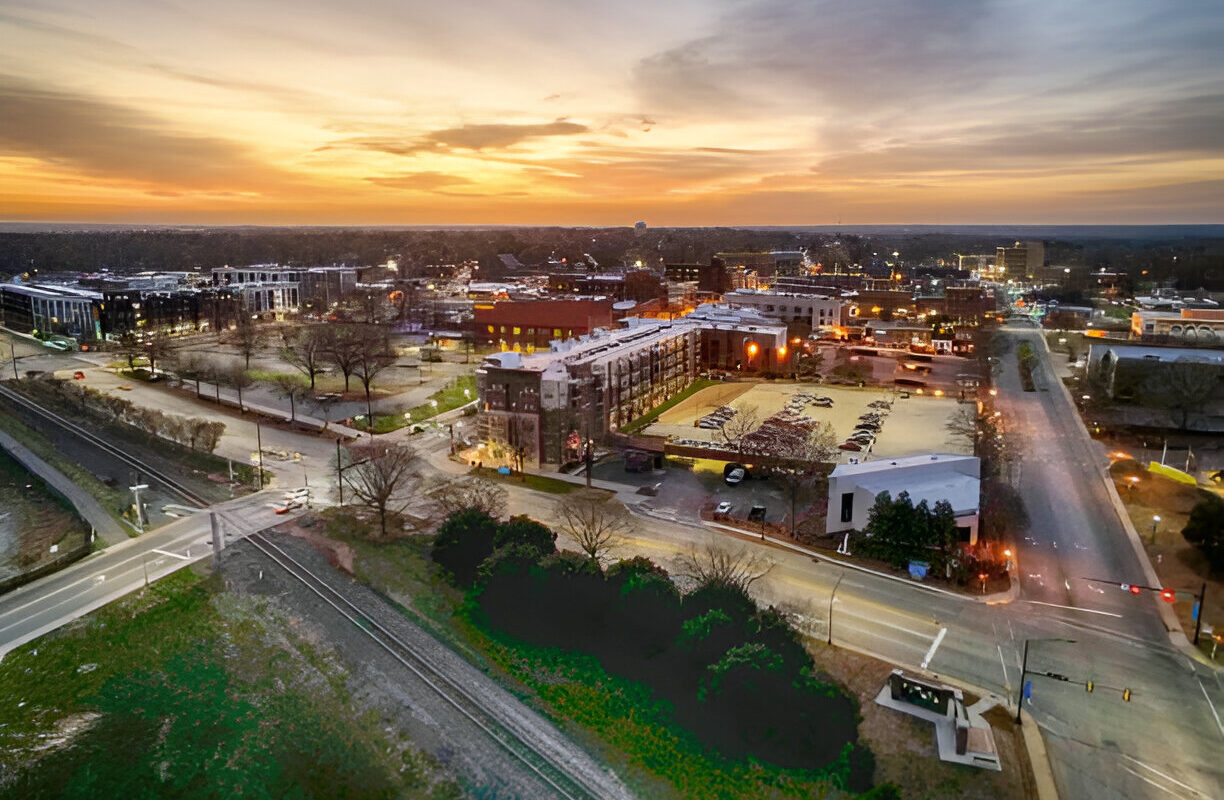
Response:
[225, 366, 255, 413]
[343, 444, 421, 537]
[323, 325, 363, 392]
[425, 475, 508, 520]
[767, 422, 838, 534]
[349, 328, 398, 430]
[270, 373, 310, 423]
[228, 315, 266, 369]
[1144, 359, 1221, 431]
[144, 331, 176, 376]
[168, 351, 207, 398]
[116, 331, 143, 372]
[338, 289, 394, 325]
[553, 492, 632, 564]
[678, 541, 773, 593]
[280, 326, 329, 389]
[718, 403, 760, 453]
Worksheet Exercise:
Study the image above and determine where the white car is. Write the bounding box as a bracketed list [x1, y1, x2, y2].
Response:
[715, 501, 734, 516]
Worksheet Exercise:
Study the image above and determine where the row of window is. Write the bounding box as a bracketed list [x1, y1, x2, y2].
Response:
[486, 324, 573, 338]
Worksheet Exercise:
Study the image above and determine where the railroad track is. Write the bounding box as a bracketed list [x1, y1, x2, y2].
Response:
[0, 381, 210, 507]
[241, 528, 616, 800]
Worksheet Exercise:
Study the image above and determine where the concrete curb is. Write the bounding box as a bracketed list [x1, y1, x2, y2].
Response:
[1019, 709, 1061, 800]
[0, 429, 127, 546]
[676, 515, 1019, 604]
[1034, 332, 1192, 650]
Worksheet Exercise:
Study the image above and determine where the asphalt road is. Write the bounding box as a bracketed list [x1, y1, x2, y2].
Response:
[993, 322, 1165, 639]
[0, 489, 291, 659]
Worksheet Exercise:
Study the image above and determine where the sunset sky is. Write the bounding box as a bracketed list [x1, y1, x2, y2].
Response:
[1, 0, 1221, 226]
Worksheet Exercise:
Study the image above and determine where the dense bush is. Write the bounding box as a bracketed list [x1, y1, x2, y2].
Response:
[451, 529, 865, 781]
[430, 508, 499, 587]
[1182, 491, 1224, 572]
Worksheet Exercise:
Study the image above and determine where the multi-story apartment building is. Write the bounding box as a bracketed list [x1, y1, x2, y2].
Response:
[476, 319, 700, 465]
[665, 261, 731, 295]
[724, 289, 844, 329]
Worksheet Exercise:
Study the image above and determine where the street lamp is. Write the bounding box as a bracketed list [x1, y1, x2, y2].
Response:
[1016, 638, 1076, 725]
[1151, 515, 1160, 543]
[1127, 476, 1139, 495]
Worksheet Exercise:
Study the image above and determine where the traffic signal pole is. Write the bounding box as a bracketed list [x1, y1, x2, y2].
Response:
[1193, 582, 1206, 646]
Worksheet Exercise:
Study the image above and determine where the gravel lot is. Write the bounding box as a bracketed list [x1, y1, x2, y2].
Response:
[221, 531, 636, 800]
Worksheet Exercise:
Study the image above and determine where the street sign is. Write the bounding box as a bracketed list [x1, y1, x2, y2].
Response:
[129, 484, 149, 491]
[1192, 601, 1200, 621]
[1023, 680, 1032, 700]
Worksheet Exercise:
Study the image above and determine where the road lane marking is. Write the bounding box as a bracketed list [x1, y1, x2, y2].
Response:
[839, 607, 934, 639]
[1119, 766, 1191, 798]
[920, 627, 947, 669]
[1024, 600, 1122, 618]
[1119, 753, 1208, 798]
[996, 644, 1011, 693]
[152, 549, 191, 561]
[1196, 677, 1224, 740]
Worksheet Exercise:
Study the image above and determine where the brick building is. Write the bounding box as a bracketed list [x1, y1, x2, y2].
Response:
[473, 298, 615, 352]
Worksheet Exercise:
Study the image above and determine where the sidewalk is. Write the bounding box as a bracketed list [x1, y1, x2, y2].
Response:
[0, 429, 127, 546]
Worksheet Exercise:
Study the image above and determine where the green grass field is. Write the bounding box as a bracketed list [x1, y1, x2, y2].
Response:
[366, 376, 477, 433]
[0, 569, 459, 800]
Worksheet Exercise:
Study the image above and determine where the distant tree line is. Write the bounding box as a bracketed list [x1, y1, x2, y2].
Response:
[430, 503, 873, 788]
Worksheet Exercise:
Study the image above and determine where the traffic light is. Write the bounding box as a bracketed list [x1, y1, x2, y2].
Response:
[1122, 688, 1132, 702]
[1085, 681, 1094, 693]
[1160, 588, 1176, 603]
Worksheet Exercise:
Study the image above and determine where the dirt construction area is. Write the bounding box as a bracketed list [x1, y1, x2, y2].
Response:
[644, 381, 972, 462]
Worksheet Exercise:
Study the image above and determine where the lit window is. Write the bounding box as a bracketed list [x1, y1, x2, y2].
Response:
[486, 325, 495, 333]
[553, 328, 562, 337]
[512, 326, 521, 335]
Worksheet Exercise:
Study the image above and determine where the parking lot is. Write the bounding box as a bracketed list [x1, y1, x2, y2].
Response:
[642, 381, 971, 463]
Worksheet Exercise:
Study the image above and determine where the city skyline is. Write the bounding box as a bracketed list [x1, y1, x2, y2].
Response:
[1, 0, 1222, 226]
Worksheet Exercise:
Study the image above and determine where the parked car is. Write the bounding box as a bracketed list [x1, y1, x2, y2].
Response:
[714, 501, 734, 517]
[725, 467, 746, 485]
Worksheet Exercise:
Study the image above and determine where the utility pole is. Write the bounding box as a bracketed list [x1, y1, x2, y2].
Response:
[9, 341, 17, 380]
[255, 421, 264, 489]
[827, 572, 845, 645]
[336, 438, 343, 506]
[210, 512, 223, 568]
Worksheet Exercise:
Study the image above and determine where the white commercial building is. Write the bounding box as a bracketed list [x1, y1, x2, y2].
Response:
[724, 289, 844, 329]
[827, 454, 981, 544]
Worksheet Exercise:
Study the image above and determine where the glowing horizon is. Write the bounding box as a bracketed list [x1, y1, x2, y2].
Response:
[2, 1, 1222, 226]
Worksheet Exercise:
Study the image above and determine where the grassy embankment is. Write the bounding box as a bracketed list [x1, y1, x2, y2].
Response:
[313, 509, 863, 800]
[0, 569, 461, 800]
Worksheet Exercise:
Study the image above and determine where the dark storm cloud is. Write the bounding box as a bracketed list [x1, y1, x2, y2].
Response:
[0, 74, 289, 190]
[324, 120, 589, 156]
[813, 93, 1224, 179]
[633, 0, 1224, 117]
